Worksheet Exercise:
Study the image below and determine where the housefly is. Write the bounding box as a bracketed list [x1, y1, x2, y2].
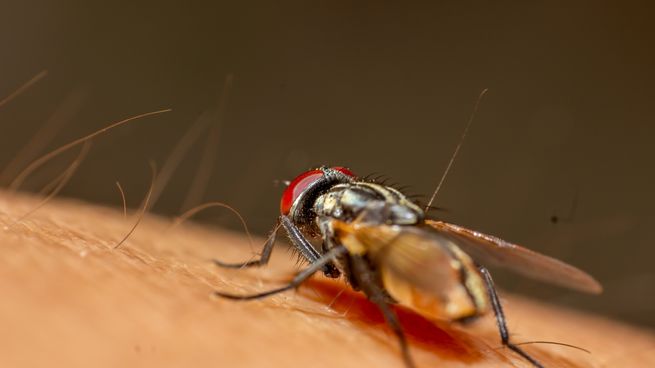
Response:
[213, 165, 602, 368]
[212, 92, 600, 368]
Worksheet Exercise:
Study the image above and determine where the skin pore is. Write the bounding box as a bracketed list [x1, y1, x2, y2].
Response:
[0, 190, 654, 368]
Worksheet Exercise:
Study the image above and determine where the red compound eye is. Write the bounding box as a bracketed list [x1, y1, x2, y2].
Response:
[280, 169, 324, 215]
[280, 167, 356, 215]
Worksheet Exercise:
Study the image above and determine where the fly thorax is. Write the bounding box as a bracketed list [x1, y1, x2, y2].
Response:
[313, 185, 374, 222]
[314, 183, 424, 226]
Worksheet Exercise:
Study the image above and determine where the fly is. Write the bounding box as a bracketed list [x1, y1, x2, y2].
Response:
[212, 93, 602, 368]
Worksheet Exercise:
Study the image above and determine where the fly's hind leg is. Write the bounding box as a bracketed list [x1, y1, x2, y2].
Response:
[350, 255, 416, 368]
[479, 266, 545, 368]
[372, 297, 416, 368]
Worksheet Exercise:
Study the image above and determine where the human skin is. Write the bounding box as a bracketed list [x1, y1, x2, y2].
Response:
[0, 190, 654, 368]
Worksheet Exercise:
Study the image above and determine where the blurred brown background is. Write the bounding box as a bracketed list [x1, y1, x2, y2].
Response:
[0, 2, 653, 328]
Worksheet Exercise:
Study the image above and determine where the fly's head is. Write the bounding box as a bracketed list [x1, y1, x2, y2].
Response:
[280, 166, 356, 236]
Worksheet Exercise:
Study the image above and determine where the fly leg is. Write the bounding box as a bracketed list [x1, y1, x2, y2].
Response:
[214, 246, 347, 300]
[212, 220, 281, 268]
[479, 266, 545, 368]
[279, 215, 322, 264]
[350, 255, 416, 368]
[316, 217, 342, 278]
[213, 215, 329, 269]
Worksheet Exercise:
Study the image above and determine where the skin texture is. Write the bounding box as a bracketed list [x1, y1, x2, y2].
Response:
[0, 190, 654, 368]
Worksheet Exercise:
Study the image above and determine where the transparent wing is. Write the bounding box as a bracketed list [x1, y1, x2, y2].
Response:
[425, 220, 602, 294]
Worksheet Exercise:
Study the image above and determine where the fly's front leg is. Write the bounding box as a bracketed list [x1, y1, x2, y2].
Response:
[280, 215, 341, 277]
[279, 215, 321, 263]
[214, 246, 348, 300]
[213, 219, 282, 268]
[479, 266, 545, 368]
[213, 214, 323, 269]
[317, 218, 341, 278]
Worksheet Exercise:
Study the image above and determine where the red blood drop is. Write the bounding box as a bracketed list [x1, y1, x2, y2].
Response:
[280, 169, 324, 215]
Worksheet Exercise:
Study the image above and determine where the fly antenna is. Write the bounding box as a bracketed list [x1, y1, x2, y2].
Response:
[425, 88, 488, 211]
[272, 179, 290, 187]
[0, 70, 48, 108]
